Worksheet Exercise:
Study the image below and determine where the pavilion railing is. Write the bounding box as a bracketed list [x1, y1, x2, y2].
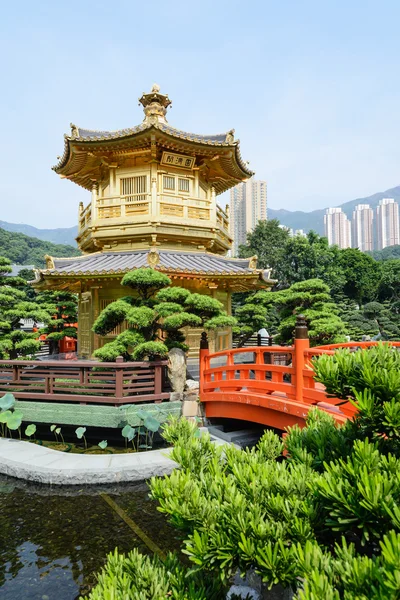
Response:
[0, 357, 169, 405]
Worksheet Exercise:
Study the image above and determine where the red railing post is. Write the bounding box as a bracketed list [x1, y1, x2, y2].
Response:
[199, 332, 209, 397]
[115, 356, 124, 401]
[294, 315, 309, 403]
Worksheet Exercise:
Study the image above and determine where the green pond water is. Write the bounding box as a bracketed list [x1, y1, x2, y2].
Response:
[0, 475, 182, 599]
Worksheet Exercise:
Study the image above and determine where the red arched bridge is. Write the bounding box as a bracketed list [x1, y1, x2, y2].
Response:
[199, 324, 400, 429]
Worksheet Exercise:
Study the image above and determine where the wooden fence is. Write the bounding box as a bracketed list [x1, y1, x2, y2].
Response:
[0, 357, 169, 405]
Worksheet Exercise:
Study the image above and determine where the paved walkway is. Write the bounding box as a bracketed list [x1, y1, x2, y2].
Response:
[0, 438, 177, 485]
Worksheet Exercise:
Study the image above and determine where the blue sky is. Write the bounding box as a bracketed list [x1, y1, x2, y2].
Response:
[1, 0, 399, 228]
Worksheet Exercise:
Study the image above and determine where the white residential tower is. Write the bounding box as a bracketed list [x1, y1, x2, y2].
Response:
[324, 207, 351, 249]
[229, 177, 267, 255]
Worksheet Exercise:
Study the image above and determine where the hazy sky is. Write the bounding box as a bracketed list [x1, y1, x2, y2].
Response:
[1, 0, 399, 228]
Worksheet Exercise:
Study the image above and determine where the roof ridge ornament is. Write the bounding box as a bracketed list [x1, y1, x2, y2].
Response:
[70, 123, 79, 138]
[139, 84, 172, 125]
[147, 247, 160, 267]
[226, 129, 235, 144]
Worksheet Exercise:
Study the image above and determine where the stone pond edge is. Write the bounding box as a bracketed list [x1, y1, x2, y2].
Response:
[0, 428, 228, 485]
[0, 438, 178, 485]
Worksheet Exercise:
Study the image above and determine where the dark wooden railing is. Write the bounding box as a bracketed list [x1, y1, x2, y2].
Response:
[0, 357, 169, 405]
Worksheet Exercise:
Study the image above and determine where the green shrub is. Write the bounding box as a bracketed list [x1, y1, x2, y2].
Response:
[132, 341, 169, 360]
[80, 548, 223, 600]
[93, 342, 126, 362]
[92, 300, 131, 336]
[312, 343, 400, 455]
[122, 269, 171, 298]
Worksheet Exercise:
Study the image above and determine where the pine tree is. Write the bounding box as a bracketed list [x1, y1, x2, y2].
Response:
[0, 256, 51, 358]
[92, 268, 236, 361]
[35, 291, 78, 354]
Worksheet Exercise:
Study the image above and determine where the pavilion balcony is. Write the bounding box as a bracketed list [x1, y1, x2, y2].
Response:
[76, 194, 231, 252]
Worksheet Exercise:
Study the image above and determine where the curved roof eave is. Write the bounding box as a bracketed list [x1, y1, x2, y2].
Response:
[52, 122, 253, 178]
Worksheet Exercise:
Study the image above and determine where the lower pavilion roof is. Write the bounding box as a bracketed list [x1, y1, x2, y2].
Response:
[35, 250, 273, 289]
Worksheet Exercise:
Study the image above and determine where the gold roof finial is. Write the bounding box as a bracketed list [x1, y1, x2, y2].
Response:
[139, 84, 172, 124]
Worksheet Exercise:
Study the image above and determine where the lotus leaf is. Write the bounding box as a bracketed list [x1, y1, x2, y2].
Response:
[50, 425, 57, 432]
[55, 427, 61, 435]
[121, 425, 135, 442]
[0, 410, 11, 424]
[7, 410, 23, 430]
[144, 415, 161, 433]
[98, 440, 108, 450]
[75, 427, 87, 439]
[25, 424, 36, 437]
[0, 393, 15, 411]
[136, 409, 151, 421]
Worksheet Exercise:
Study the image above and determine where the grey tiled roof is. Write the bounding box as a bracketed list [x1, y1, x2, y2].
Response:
[158, 124, 228, 143]
[47, 251, 257, 276]
[70, 122, 230, 145]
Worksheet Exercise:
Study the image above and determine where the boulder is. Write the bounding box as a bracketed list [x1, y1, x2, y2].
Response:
[167, 348, 187, 394]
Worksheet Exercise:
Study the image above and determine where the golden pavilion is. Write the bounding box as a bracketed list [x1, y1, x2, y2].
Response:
[34, 85, 273, 357]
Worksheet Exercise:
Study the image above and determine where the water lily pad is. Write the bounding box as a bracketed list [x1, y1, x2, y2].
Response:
[98, 440, 108, 450]
[25, 424, 36, 437]
[0, 393, 15, 411]
[144, 415, 161, 433]
[75, 427, 87, 439]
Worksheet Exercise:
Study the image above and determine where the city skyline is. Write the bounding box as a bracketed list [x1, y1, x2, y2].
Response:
[324, 199, 400, 251]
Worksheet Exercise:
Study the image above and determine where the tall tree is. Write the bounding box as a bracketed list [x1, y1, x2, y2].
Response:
[273, 232, 346, 293]
[238, 219, 290, 271]
[378, 259, 400, 302]
[338, 248, 381, 305]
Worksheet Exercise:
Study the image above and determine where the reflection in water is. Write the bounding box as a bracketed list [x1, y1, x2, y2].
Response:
[0, 475, 181, 599]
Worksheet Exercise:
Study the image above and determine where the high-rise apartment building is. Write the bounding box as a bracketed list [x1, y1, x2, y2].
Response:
[324, 207, 351, 249]
[376, 198, 400, 250]
[229, 177, 267, 255]
[352, 204, 373, 252]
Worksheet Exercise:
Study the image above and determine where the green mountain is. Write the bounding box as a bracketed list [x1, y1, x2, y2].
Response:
[268, 185, 400, 234]
[0, 221, 78, 246]
[0, 228, 80, 269]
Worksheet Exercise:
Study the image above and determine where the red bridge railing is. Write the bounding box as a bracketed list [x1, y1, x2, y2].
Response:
[199, 321, 400, 428]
